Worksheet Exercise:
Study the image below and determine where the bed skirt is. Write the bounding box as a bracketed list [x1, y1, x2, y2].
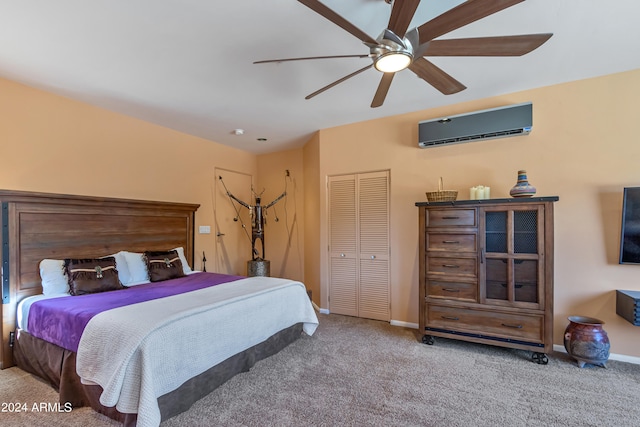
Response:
[13, 323, 304, 425]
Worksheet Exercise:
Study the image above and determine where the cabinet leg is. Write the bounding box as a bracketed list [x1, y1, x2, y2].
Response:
[532, 352, 549, 365]
[421, 335, 435, 345]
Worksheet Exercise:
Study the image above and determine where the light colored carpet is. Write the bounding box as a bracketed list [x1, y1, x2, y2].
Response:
[1, 313, 639, 426]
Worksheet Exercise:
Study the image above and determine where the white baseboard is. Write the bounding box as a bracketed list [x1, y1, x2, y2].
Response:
[311, 302, 329, 315]
[553, 344, 640, 365]
[390, 320, 419, 329]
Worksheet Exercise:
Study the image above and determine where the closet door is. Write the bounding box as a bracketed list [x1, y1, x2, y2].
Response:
[328, 175, 358, 316]
[328, 171, 390, 321]
[215, 169, 253, 275]
[358, 171, 390, 321]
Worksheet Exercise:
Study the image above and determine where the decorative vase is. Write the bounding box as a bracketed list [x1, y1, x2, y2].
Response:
[509, 170, 537, 198]
[563, 316, 610, 368]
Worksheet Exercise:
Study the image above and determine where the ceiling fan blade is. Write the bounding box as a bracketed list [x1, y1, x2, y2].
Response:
[305, 64, 373, 100]
[421, 34, 553, 57]
[409, 57, 466, 95]
[417, 0, 525, 44]
[387, 0, 420, 39]
[298, 0, 377, 44]
[254, 54, 369, 64]
[371, 73, 395, 108]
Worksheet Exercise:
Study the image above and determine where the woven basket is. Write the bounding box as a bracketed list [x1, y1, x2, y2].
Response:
[425, 177, 458, 202]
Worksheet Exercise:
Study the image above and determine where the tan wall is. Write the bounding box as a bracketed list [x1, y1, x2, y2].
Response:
[0, 77, 258, 271]
[312, 68, 640, 357]
[302, 134, 321, 304]
[256, 148, 305, 282]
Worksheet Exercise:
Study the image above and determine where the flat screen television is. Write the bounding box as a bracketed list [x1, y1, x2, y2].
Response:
[620, 187, 640, 264]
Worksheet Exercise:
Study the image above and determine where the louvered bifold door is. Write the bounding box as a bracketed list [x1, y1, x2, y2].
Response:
[329, 175, 358, 316]
[358, 171, 390, 321]
[328, 171, 390, 321]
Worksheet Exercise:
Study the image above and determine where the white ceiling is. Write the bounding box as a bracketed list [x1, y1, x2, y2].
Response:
[2, 0, 640, 154]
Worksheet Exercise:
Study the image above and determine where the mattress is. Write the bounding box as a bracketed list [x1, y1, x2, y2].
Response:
[16, 271, 318, 427]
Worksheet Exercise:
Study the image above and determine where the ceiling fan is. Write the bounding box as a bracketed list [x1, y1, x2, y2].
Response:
[254, 0, 552, 108]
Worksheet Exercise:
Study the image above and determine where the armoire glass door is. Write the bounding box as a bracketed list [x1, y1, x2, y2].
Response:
[483, 207, 543, 307]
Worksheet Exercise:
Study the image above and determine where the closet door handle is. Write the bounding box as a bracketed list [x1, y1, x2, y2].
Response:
[370, 255, 376, 259]
[442, 288, 460, 293]
[340, 253, 345, 257]
[442, 216, 459, 220]
[442, 240, 460, 244]
[442, 264, 459, 268]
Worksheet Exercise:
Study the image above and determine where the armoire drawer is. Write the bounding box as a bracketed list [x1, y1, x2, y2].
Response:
[427, 209, 476, 227]
[427, 280, 477, 302]
[426, 304, 543, 343]
[426, 233, 477, 252]
[427, 256, 477, 277]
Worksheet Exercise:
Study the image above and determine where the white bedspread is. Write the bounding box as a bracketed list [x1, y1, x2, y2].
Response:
[76, 276, 318, 427]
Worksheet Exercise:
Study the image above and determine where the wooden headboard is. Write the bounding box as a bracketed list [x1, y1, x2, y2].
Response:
[0, 189, 199, 368]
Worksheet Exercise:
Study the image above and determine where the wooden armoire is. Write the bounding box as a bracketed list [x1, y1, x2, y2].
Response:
[416, 196, 558, 363]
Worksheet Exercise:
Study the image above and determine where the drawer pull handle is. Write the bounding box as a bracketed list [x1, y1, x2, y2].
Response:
[442, 240, 460, 244]
[442, 288, 460, 292]
[441, 316, 459, 321]
[501, 323, 523, 329]
[442, 264, 459, 268]
[442, 216, 460, 219]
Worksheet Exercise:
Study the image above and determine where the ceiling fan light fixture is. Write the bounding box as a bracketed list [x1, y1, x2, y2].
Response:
[259, 0, 553, 107]
[374, 51, 412, 73]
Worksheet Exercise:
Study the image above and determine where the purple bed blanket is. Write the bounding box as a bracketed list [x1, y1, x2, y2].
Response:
[27, 272, 244, 352]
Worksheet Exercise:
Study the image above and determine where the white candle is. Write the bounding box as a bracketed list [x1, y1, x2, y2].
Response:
[470, 187, 477, 200]
[476, 185, 485, 199]
[484, 187, 490, 199]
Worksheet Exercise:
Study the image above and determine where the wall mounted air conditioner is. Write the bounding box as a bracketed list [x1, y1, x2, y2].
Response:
[418, 102, 533, 148]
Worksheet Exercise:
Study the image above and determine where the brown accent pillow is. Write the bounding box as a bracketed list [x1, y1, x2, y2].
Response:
[144, 250, 185, 282]
[64, 257, 124, 296]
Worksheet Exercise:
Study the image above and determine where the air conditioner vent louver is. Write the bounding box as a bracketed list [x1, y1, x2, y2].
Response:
[418, 103, 533, 148]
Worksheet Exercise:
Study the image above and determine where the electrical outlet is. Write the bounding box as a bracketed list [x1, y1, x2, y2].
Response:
[198, 225, 211, 234]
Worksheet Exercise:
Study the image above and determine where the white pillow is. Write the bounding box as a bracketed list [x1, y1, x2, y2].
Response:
[171, 247, 193, 274]
[105, 251, 131, 286]
[122, 251, 150, 284]
[39, 259, 69, 296]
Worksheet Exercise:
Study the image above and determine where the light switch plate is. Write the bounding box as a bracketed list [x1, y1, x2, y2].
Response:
[199, 225, 211, 234]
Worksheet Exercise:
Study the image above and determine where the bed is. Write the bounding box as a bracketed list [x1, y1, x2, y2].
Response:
[0, 189, 318, 426]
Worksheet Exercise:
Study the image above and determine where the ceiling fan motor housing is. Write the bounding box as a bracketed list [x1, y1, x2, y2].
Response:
[370, 29, 415, 72]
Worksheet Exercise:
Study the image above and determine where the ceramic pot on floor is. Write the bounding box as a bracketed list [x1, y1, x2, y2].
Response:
[564, 316, 610, 368]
